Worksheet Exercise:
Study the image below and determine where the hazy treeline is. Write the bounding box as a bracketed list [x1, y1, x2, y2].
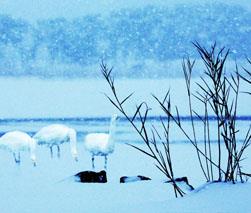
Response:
[0, 3, 250, 78]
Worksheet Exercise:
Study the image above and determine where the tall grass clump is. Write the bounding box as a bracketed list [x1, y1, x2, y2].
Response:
[173, 42, 251, 183]
[238, 57, 251, 178]
[102, 42, 251, 197]
[102, 61, 185, 197]
[239, 57, 251, 95]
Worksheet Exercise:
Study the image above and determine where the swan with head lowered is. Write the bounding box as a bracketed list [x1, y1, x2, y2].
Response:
[0, 131, 36, 166]
[33, 124, 78, 161]
[84, 114, 118, 170]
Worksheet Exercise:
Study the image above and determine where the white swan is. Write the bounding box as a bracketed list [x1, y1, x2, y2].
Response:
[84, 114, 118, 169]
[0, 131, 36, 166]
[33, 124, 78, 161]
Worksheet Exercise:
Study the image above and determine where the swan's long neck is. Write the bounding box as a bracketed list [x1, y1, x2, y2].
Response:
[69, 128, 78, 161]
[108, 116, 117, 142]
[30, 138, 37, 166]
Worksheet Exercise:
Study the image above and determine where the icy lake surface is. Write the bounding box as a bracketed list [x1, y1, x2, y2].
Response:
[0, 77, 250, 140]
[0, 116, 251, 145]
[0, 77, 250, 118]
[0, 77, 250, 143]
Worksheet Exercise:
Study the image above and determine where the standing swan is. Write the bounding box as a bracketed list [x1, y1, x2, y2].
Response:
[84, 114, 118, 170]
[0, 131, 36, 166]
[33, 124, 78, 161]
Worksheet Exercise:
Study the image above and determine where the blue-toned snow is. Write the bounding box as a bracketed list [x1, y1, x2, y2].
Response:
[0, 118, 251, 213]
[0, 78, 250, 212]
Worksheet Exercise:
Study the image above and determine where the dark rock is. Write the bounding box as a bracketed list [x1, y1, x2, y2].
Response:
[74, 170, 107, 183]
[120, 175, 151, 183]
[167, 176, 194, 191]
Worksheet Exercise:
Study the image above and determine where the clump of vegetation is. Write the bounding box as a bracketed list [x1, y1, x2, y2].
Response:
[102, 62, 185, 197]
[171, 42, 251, 183]
[102, 42, 251, 197]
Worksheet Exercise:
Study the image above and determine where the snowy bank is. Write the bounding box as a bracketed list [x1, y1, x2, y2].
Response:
[0, 142, 250, 213]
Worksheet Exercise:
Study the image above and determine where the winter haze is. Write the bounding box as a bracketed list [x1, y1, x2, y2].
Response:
[0, 0, 250, 78]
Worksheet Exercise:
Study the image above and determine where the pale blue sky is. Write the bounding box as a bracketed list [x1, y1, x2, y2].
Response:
[0, 0, 250, 22]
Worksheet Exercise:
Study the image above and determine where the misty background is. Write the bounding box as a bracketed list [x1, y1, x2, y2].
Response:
[0, 0, 250, 118]
[0, 0, 250, 78]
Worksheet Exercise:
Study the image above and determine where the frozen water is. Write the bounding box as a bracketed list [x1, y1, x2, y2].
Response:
[0, 77, 250, 118]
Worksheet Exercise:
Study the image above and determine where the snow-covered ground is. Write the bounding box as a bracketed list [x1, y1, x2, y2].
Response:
[0, 77, 250, 212]
[0, 141, 250, 213]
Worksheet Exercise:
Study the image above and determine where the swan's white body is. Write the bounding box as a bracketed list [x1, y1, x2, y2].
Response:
[33, 124, 78, 161]
[84, 133, 114, 156]
[84, 114, 117, 169]
[0, 131, 36, 166]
